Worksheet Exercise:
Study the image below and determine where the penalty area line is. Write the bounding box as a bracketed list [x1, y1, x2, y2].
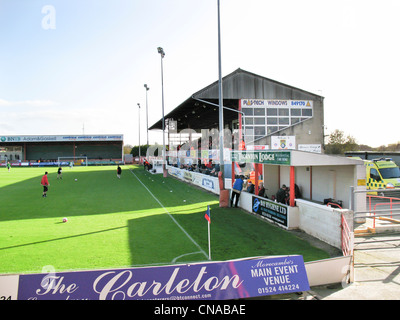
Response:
[129, 169, 208, 260]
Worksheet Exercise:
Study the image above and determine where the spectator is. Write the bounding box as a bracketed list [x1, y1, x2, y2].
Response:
[230, 175, 244, 208]
[276, 184, 288, 204]
[246, 180, 255, 194]
[258, 182, 266, 198]
[210, 168, 219, 177]
[295, 184, 302, 199]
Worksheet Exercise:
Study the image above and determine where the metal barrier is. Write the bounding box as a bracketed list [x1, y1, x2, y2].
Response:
[367, 194, 400, 228]
[350, 187, 400, 237]
[351, 187, 400, 220]
[327, 202, 343, 209]
[341, 214, 353, 256]
[340, 213, 354, 283]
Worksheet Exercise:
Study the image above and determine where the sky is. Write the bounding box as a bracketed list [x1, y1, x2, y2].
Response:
[1, 0, 400, 148]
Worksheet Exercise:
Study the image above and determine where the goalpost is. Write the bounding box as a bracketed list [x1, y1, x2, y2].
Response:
[57, 156, 88, 167]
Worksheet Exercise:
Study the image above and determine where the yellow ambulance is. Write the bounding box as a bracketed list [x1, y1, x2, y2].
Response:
[365, 158, 400, 190]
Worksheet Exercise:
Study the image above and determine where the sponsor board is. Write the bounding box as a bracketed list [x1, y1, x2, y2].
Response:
[1, 255, 309, 300]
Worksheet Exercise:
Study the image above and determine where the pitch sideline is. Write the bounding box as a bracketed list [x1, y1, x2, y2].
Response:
[128, 168, 209, 260]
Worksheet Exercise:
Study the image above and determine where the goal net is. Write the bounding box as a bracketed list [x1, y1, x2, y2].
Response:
[57, 156, 88, 166]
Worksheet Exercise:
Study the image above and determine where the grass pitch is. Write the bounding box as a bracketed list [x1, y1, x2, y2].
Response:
[0, 165, 330, 274]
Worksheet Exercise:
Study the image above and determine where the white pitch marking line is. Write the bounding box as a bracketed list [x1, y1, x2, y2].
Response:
[172, 251, 204, 264]
[129, 169, 208, 260]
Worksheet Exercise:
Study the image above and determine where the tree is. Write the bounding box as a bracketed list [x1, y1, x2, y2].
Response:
[123, 144, 133, 155]
[325, 129, 358, 154]
[130, 144, 150, 157]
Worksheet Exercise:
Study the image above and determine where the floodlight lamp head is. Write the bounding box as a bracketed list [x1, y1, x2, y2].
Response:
[137, 103, 140, 108]
[157, 47, 165, 58]
[144, 84, 149, 90]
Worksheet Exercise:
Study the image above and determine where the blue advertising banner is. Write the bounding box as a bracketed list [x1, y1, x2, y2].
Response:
[17, 255, 309, 300]
[252, 196, 288, 228]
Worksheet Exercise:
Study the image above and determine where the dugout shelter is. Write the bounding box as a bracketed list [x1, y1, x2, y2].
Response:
[0, 134, 124, 166]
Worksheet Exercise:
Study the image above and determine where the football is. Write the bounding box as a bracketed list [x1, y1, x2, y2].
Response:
[63, 218, 68, 223]
[75, 179, 77, 181]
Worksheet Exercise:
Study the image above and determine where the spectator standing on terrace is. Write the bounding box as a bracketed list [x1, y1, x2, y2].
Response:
[230, 175, 244, 208]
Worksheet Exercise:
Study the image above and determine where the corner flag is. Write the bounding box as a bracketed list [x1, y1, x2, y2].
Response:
[205, 205, 211, 260]
[204, 205, 211, 224]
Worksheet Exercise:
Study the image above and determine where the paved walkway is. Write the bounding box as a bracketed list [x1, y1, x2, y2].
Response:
[304, 233, 400, 300]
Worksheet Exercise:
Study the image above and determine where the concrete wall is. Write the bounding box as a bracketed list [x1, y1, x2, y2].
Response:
[264, 164, 280, 198]
[312, 166, 349, 207]
[305, 256, 352, 286]
[296, 199, 346, 249]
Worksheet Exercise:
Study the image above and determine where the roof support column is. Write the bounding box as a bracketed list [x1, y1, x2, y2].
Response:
[232, 160, 235, 188]
[217, 0, 225, 192]
[310, 166, 313, 201]
[255, 163, 262, 195]
[290, 166, 295, 207]
[238, 99, 244, 150]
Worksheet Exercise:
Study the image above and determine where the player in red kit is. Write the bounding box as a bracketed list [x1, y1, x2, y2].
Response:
[41, 172, 50, 198]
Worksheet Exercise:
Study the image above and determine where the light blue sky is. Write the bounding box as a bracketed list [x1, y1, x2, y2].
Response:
[1, 0, 399, 147]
